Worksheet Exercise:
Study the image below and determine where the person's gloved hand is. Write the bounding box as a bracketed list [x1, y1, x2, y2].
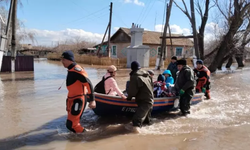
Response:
[202, 87, 206, 93]
[179, 89, 185, 96]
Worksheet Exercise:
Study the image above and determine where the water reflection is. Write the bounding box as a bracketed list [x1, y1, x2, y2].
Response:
[0, 60, 250, 150]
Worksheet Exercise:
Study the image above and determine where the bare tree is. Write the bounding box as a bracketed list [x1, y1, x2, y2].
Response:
[208, 0, 250, 72]
[53, 38, 97, 54]
[0, 1, 35, 50]
[173, 0, 215, 59]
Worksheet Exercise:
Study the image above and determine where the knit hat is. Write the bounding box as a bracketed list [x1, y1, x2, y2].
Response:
[131, 61, 141, 71]
[61, 50, 75, 62]
[176, 59, 187, 66]
[196, 59, 204, 65]
[157, 74, 165, 82]
[107, 65, 117, 73]
[171, 56, 177, 60]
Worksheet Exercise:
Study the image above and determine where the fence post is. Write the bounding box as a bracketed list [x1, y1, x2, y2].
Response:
[90, 55, 92, 65]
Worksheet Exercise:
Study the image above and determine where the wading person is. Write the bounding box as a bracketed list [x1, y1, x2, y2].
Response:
[61, 50, 96, 133]
[127, 61, 154, 127]
[167, 56, 178, 82]
[174, 59, 195, 116]
[193, 60, 211, 99]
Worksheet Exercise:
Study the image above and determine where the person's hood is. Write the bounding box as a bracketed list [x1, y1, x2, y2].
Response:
[130, 69, 149, 77]
[163, 70, 172, 76]
[180, 65, 189, 71]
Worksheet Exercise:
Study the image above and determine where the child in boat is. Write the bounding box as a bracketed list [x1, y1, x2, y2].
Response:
[162, 70, 174, 87]
[153, 74, 167, 97]
[104, 65, 127, 99]
[154, 73, 176, 98]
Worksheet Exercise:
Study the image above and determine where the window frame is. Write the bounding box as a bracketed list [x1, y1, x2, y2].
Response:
[112, 45, 117, 57]
[175, 47, 183, 56]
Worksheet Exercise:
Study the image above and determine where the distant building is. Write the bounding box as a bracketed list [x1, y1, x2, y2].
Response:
[94, 27, 194, 59]
[78, 48, 97, 55]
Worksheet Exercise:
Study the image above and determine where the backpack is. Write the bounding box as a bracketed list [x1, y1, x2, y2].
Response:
[94, 76, 112, 94]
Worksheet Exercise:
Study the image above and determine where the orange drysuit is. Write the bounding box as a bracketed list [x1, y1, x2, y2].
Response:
[66, 63, 94, 133]
[194, 65, 211, 99]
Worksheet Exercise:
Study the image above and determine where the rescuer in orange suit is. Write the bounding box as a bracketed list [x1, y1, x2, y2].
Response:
[193, 60, 211, 99]
[61, 50, 96, 133]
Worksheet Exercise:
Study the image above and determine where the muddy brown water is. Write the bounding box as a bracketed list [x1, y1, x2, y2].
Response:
[0, 59, 250, 150]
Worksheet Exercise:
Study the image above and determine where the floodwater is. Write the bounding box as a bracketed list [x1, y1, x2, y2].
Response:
[0, 59, 250, 150]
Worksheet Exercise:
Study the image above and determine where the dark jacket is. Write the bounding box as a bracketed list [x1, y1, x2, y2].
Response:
[174, 65, 195, 91]
[127, 70, 154, 104]
[167, 62, 178, 81]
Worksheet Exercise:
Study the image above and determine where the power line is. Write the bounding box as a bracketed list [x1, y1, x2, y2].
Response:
[140, 0, 157, 25]
[64, 4, 108, 25]
[69, 0, 108, 21]
[70, 12, 109, 28]
[136, 0, 151, 24]
[154, 12, 157, 31]
[113, 13, 129, 27]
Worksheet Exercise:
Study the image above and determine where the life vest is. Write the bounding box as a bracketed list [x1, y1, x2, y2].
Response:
[197, 66, 210, 79]
[67, 64, 88, 98]
[196, 66, 211, 89]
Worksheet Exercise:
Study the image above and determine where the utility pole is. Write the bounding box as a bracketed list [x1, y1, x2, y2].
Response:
[96, 2, 113, 57]
[107, 2, 113, 57]
[157, 0, 173, 70]
[190, 0, 199, 59]
[0, 0, 14, 71]
[11, 0, 17, 72]
[168, 23, 174, 56]
[96, 25, 108, 56]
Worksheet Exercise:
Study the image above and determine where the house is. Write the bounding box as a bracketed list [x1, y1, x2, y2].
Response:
[95, 27, 194, 59]
[78, 48, 97, 55]
[17, 45, 54, 58]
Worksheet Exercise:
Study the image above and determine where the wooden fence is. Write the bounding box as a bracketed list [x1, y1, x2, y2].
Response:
[47, 53, 193, 68]
[0, 56, 34, 72]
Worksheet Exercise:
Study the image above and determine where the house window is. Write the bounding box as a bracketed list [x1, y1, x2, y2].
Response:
[176, 47, 183, 56]
[157, 46, 167, 57]
[112, 45, 117, 57]
[157, 46, 161, 56]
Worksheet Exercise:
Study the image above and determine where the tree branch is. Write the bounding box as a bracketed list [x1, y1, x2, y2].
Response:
[241, 19, 250, 46]
[204, 48, 218, 60]
[214, 0, 229, 21]
[182, 0, 189, 14]
[240, 3, 250, 18]
[196, 1, 203, 21]
[173, 0, 192, 20]
[200, 0, 210, 34]
[209, 0, 216, 10]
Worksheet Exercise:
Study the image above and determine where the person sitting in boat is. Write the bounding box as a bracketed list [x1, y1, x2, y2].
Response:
[153, 74, 176, 97]
[162, 70, 174, 87]
[104, 65, 127, 99]
[193, 59, 211, 99]
[153, 74, 166, 97]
